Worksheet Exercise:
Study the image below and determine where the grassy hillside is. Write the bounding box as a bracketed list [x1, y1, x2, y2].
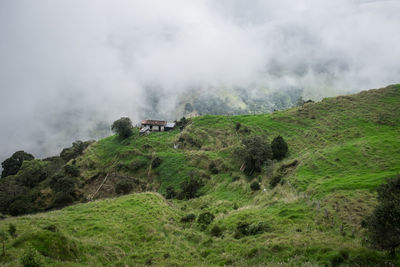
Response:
[0, 84, 399, 266]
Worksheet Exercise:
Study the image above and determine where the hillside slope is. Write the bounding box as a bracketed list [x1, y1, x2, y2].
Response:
[0, 84, 399, 266]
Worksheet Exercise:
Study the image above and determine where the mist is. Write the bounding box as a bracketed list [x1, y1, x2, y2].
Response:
[1, 0, 399, 162]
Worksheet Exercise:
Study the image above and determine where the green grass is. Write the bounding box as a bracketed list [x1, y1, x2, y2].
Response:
[1, 84, 400, 266]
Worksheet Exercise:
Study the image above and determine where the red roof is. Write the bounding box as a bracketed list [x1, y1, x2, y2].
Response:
[141, 120, 167, 126]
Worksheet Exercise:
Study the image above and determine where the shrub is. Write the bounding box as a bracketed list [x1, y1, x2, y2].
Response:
[180, 177, 203, 199]
[250, 181, 260, 191]
[64, 165, 80, 177]
[210, 225, 223, 237]
[197, 212, 215, 229]
[165, 186, 176, 199]
[115, 180, 133, 195]
[50, 175, 77, 193]
[1, 151, 34, 178]
[8, 223, 17, 238]
[363, 175, 400, 257]
[20, 245, 43, 267]
[53, 191, 75, 208]
[151, 157, 162, 169]
[16, 160, 47, 188]
[60, 140, 92, 162]
[208, 161, 218, 174]
[181, 213, 196, 223]
[271, 135, 289, 161]
[9, 197, 31, 216]
[232, 176, 240, 182]
[234, 221, 270, 239]
[236, 136, 272, 176]
[270, 175, 282, 188]
[111, 117, 134, 138]
[235, 123, 241, 131]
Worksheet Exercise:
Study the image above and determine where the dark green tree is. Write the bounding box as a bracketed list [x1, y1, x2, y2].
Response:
[363, 176, 400, 257]
[237, 136, 272, 176]
[1, 151, 34, 178]
[271, 135, 289, 161]
[111, 117, 134, 138]
[179, 176, 203, 199]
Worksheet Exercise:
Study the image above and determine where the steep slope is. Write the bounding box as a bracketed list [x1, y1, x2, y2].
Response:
[0, 84, 399, 266]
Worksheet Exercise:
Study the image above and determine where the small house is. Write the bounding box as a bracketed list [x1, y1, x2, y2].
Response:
[140, 120, 176, 135]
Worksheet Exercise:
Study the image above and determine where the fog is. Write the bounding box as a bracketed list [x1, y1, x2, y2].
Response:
[0, 0, 399, 162]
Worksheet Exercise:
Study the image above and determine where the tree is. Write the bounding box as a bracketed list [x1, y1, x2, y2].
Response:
[271, 135, 288, 161]
[250, 181, 260, 191]
[179, 176, 203, 199]
[0, 230, 8, 256]
[111, 117, 133, 138]
[237, 136, 272, 176]
[1, 151, 34, 178]
[363, 176, 400, 257]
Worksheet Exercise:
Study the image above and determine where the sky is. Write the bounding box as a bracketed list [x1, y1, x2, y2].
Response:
[0, 0, 399, 162]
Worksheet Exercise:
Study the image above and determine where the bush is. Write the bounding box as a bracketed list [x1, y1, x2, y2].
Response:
[270, 175, 282, 188]
[151, 157, 162, 169]
[180, 177, 203, 199]
[111, 117, 134, 138]
[64, 165, 80, 177]
[235, 123, 241, 131]
[20, 245, 43, 267]
[271, 135, 289, 161]
[1, 151, 34, 178]
[237, 136, 272, 176]
[250, 181, 260, 191]
[8, 223, 17, 238]
[197, 212, 215, 229]
[208, 161, 219, 174]
[60, 140, 92, 162]
[53, 191, 75, 208]
[115, 180, 133, 195]
[234, 221, 270, 239]
[165, 186, 176, 199]
[181, 213, 196, 223]
[50, 175, 77, 193]
[210, 225, 223, 237]
[16, 160, 47, 188]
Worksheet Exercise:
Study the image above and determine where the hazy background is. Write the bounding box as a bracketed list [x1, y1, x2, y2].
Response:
[1, 0, 399, 162]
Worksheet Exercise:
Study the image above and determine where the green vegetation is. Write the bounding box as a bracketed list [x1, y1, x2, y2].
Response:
[0, 84, 399, 265]
[1, 151, 34, 178]
[363, 175, 400, 257]
[111, 117, 134, 138]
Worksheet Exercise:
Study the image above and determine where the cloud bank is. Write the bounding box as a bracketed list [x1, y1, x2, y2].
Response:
[0, 0, 399, 161]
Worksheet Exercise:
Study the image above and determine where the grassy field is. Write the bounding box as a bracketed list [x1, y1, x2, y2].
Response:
[0, 84, 399, 266]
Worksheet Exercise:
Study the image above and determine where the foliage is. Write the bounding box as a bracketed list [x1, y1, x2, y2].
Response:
[197, 212, 215, 230]
[64, 164, 80, 177]
[115, 180, 133, 195]
[164, 186, 176, 199]
[111, 117, 134, 138]
[234, 221, 270, 239]
[151, 157, 162, 169]
[180, 213, 196, 223]
[179, 176, 203, 199]
[363, 176, 400, 257]
[250, 181, 260, 191]
[50, 175, 77, 194]
[270, 175, 282, 188]
[237, 136, 272, 176]
[16, 160, 47, 188]
[208, 161, 218, 174]
[60, 140, 92, 162]
[20, 245, 43, 267]
[271, 135, 289, 160]
[210, 225, 223, 237]
[8, 223, 17, 238]
[1, 151, 34, 178]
